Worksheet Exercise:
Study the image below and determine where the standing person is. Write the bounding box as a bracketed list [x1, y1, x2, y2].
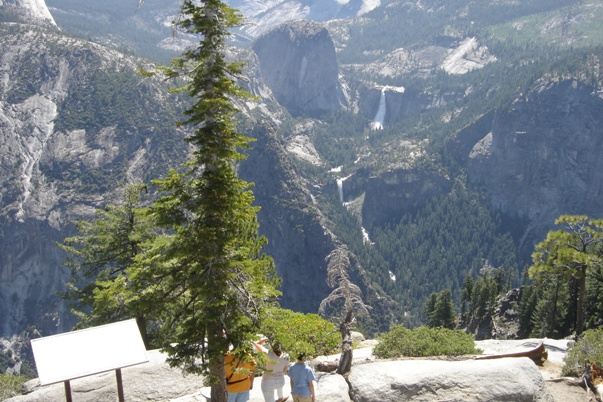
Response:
[288, 353, 316, 402]
[254, 338, 290, 402]
[225, 351, 256, 402]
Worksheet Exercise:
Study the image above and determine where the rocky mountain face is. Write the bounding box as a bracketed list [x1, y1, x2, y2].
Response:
[252, 19, 348, 118]
[0, 19, 186, 337]
[0, 2, 394, 343]
[463, 79, 603, 258]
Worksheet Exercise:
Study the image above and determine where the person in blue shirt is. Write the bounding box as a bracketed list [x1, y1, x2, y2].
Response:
[287, 353, 316, 402]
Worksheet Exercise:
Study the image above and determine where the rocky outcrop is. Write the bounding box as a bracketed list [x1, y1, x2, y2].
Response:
[252, 20, 347, 118]
[352, 36, 496, 78]
[464, 287, 525, 341]
[467, 79, 603, 258]
[348, 358, 553, 402]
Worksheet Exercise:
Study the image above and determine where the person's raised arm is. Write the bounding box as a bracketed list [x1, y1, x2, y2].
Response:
[253, 338, 268, 353]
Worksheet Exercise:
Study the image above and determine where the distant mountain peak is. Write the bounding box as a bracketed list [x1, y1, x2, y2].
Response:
[0, 0, 57, 27]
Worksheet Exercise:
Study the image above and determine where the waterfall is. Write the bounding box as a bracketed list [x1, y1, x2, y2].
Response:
[336, 174, 353, 204]
[362, 227, 374, 245]
[371, 86, 387, 130]
[337, 177, 344, 203]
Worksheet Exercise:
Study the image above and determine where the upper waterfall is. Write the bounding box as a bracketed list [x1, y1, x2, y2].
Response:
[371, 87, 387, 130]
[371, 85, 405, 130]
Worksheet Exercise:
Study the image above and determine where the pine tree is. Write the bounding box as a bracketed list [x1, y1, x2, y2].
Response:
[529, 215, 603, 335]
[424, 292, 438, 327]
[530, 270, 569, 338]
[424, 290, 456, 329]
[141, 1, 280, 400]
[433, 289, 456, 329]
[59, 183, 156, 348]
[460, 274, 474, 316]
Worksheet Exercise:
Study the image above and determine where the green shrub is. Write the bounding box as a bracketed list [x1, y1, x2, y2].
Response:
[259, 308, 340, 359]
[373, 325, 481, 359]
[562, 329, 603, 377]
[0, 373, 27, 400]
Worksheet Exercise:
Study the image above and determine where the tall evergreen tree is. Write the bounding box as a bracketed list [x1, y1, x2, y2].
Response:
[530, 270, 569, 338]
[433, 289, 456, 329]
[424, 290, 456, 329]
[141, 1, 280, 400]
[424, 293, 438, 327]
[460, 274, 474, 316]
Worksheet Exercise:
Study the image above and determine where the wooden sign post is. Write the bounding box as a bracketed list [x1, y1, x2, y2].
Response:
[31, 319, 149, 402]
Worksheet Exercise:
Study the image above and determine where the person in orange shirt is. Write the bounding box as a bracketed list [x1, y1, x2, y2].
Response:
[225, 351, 256, 402]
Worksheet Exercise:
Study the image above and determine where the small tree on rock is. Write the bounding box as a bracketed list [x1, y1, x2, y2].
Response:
[319, 244, 370, 374]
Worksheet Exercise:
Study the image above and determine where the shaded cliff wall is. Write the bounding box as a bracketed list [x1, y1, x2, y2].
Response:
[240, 120, 334, 312]
[362, 168, 453, 231]
[0, 219, 74, 336]
[467, 79, 603, 257]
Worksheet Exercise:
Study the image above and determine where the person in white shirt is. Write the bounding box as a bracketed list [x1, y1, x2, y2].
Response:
[254, 338, 291, 402]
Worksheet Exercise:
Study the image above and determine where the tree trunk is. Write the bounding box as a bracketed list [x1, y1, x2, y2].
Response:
[210, 357, 228, 402]
[576, 266, 587, 336]
[337, 310, 354, 375]
[337, 338, 353, 375]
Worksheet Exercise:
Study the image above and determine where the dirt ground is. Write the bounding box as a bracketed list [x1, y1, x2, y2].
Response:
[540, 359, 590, 402]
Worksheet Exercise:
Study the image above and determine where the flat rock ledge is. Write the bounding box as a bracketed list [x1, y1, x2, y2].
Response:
[348, 357, 553, 402]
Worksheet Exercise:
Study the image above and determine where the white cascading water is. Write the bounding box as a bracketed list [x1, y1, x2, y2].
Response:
[337, 177, 344, 203]
[371, 86, 387, 130]
[336, 174, 353, 203]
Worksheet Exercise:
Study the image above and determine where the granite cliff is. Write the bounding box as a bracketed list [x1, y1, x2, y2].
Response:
[464, 79, 603, 258]
[252, 19, 348, 118]
[0, 18, 188, 336]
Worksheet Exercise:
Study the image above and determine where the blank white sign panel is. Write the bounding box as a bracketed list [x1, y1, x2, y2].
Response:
[31, 319, 149, 385]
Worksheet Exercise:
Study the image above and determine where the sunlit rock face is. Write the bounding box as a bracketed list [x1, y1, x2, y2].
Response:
[0, 0, 57, 26]
[0, 21, 186, 337]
